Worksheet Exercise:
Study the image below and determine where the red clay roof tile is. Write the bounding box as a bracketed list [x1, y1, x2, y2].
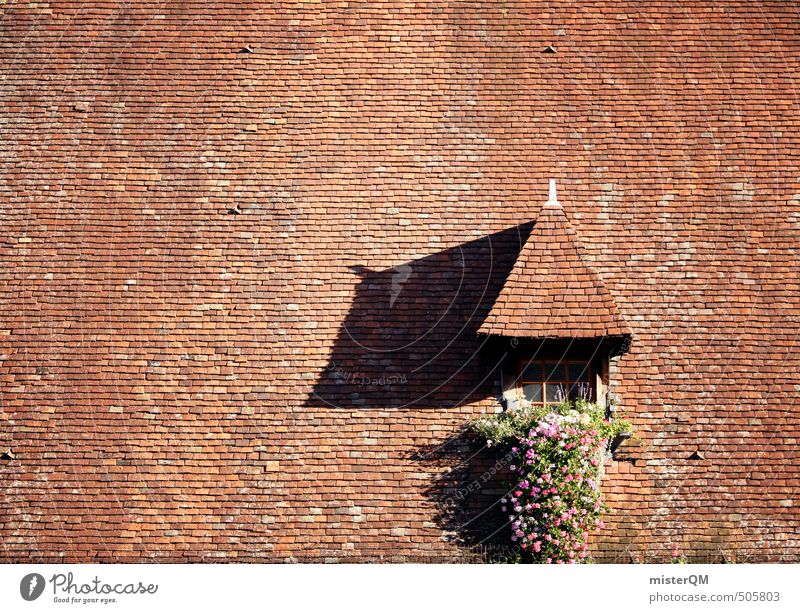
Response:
[1, 1, 799, 564]
[479, 181, 631, 339]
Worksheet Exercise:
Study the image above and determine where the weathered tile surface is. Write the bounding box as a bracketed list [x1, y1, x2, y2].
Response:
[479, 193, 630, 338]
[1, 2, 799, 562]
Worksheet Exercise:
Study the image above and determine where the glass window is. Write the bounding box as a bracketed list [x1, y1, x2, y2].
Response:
[546, 383, 564, 403]
[543, 362, 564, 381]
[518, 359, 594, 406]
[568, 363, 590, 382]
[521, 362, 543, 381]
[522, 383, 543, 403]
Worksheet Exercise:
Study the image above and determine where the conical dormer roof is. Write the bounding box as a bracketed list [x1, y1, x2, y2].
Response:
[479, 181, 631, 339]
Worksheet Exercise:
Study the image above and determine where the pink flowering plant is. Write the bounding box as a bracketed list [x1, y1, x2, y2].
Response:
[471, 399, 630, 563]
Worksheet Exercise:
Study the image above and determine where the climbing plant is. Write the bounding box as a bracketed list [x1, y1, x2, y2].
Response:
[470, 399, 630, 563]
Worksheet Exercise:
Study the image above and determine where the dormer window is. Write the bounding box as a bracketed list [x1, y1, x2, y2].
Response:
[477, 180, 632, 413]
[519, 358, 594, 406]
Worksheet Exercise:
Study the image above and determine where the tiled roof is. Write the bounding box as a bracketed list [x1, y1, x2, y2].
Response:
[1, 2, 800, 563]
[479, 181, 631, 339]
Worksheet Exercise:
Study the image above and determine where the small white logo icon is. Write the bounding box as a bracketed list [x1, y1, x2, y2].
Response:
[20, 573, 45, 601]
[390, 264, 412, 307]
[19, 573, 44, 600]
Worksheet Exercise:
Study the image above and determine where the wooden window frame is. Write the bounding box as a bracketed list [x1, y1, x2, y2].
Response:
[517, 358, 596, 406]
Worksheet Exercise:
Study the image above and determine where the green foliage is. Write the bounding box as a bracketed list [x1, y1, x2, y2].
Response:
[471, 399, 631, 449]
[469, 399, 633, 564]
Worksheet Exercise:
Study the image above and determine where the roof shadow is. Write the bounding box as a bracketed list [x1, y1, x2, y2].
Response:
[306, 222, 533, 409]
[411, 429, 519, 561]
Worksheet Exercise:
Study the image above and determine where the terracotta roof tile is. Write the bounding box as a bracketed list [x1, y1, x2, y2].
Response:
[480, 181, 631, 339]
[1, 1, 799, 563]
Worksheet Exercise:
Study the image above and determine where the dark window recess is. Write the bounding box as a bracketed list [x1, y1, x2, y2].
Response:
[519, 359, 594, 406]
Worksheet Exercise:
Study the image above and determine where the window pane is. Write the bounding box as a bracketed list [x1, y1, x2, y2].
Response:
[543, 362, 564, 381]
[568, 363, 590, 382]
[521, 362, 542, 380]
[569, 382, 592, 401]
[545, 383, 565, 403]
[522, 383, 543, 403]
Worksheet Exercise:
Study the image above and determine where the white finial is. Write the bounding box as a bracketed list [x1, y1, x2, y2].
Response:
[546, 178, 559, 207]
